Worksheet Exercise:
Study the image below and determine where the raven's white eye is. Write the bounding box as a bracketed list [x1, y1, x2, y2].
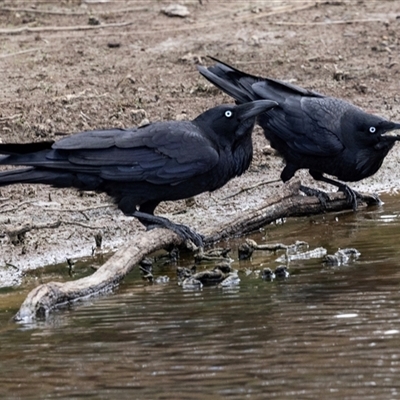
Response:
[225, 110, 233, 118]
[369, 126, 376, 133]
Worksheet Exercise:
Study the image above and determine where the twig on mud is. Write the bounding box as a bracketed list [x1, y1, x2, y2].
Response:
[0, 200, 114, 215]
[0, 6, 151, 16]
[61, 220, 107, 230]
[0, 200, 35, 213]
[0, 20, 137, 35]
[0, 7, 88, 16]
[2, 218, 105, 239]
[0, 113, 23, 121]
[99, 6, 152, 15]
[223, 179, 281, 201]
[270, 18, 389, 26]
[4, 220, 61, 240]
[42, 203, 114, 213]
[79, 211, 90, 221]
[0, 48, 42, 58]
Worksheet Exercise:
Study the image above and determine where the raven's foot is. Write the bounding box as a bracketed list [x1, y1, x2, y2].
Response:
[337, 185, 382, 211]
[132, 211, 204, 248]
[300, 185, 331, 208]
[355, 192, 382, 207]
[338, 184, 358, 211]
[300, 184, 380, 211]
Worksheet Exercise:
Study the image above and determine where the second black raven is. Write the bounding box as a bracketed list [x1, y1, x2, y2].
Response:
[198, 58, 400, 209]
[0, 100, 276, 246]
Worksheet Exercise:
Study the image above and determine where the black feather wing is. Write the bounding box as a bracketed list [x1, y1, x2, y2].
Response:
[254, 83, 345, 157]
[3, 123, 220, 185]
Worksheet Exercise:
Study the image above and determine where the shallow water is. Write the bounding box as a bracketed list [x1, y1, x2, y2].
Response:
[2, 194, 400, 399]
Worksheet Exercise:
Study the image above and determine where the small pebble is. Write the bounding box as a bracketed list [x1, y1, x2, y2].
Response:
[261, 267, 276, 281]
[219, 272, 240, 288]
[274, 265, 289, 279]
[107, 42, 121, 49]
[176, 266, 194, 281]
[155, 276, 170, 284]
[161, 4, 190, 18]
[88, 16, 100, 25]
[181, 277, 203, 290]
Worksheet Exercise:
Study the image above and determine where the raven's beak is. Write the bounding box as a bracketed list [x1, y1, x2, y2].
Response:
[382, 121, 400, 139]
[237, 100, 278, 121]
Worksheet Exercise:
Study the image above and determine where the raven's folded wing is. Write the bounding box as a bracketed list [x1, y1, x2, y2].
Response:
[2, 122, 220, 185]
[255, 87, 345, 157]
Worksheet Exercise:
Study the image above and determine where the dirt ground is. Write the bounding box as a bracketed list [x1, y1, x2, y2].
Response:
[0, 0, 399, 279]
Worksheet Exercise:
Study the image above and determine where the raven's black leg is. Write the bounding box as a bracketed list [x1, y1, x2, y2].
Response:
[132, 210, 204, 248]
[309, 171, 381, 210]
[334, 181, 381, 209]
[309, 170, 358, 210]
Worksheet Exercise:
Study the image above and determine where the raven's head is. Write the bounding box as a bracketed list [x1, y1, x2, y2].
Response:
[195, 100, 277, 144]
[344, 108, 400, 178]
[194, 100, 277, 176]
[367, 117, 400, 151]
[342, 106, 400, 151]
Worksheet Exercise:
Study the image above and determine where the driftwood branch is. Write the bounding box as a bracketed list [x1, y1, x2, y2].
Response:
[15, 228, 184, 322]
[13, 182, 368, 322]
[203, 190, 352, 243]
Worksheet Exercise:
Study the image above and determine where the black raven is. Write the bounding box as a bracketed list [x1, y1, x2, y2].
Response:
[198, 58, 400, 209]
[0, 100, 276, 246]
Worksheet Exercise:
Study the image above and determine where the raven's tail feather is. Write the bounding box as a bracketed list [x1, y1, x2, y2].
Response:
[197, 61, 259, 104]
[0, 141, 54, 155]
[0, 168, 69, 187]
[198, 57, 326, 103]
[0, 167, 102, 190]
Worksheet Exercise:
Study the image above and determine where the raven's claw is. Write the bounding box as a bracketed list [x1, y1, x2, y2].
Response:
[339, 184, 358, 211]
[133, 210, 204, 248]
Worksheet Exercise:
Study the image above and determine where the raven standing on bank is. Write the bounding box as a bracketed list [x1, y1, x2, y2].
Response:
[198, 58, 400, 209]
[0, 100, 276, 246]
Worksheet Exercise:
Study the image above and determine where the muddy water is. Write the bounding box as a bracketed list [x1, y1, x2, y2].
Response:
[2, 195, 400, 399]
